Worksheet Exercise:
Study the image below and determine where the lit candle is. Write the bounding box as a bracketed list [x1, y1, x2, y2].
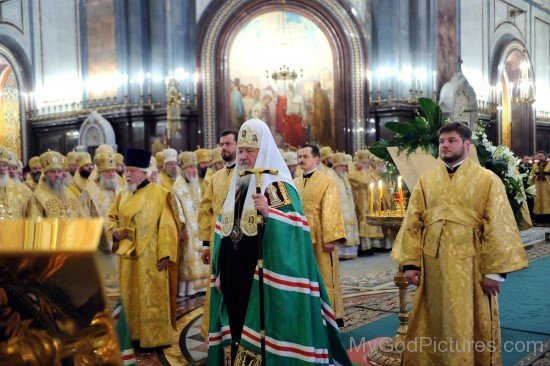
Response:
[369, 182, 374, 214]
[398, 176, 404, 215]
[378, 180, 383, 214]
[432, 71, 437, 91]
[377, 69, 381, 93]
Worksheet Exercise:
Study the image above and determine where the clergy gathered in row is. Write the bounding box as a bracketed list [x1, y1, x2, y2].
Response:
[0, 118, 543, 365]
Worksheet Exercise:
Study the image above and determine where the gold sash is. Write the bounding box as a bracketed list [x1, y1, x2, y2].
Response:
[422, 205, 483, 258]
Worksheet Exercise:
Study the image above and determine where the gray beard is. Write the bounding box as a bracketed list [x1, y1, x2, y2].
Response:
[0, 173, 8, 188]
[337, 170, 346, 179]
[236, 174, 251, 193]
[62, 176, 71, 187]
[47, 178, 65, 196]
[100, 176, 118, 191]
[125, 182, 137, 193]
[166, 168, 178, 179]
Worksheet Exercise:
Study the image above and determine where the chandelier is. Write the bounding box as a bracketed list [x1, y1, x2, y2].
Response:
[515, 52, 535, 104]
[267, 66, 303, 83]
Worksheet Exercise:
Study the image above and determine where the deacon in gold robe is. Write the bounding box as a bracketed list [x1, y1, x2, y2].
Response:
[319, 146, 340, 181]
[171, 151, 208, 297]
[348, 150, 384, 255]
[195, 147, 211, 190]
[294, 144, 346, 325]
[528, 151, 550, 215]
[66, 150, 79, 182]
[159, 148, 178, 190]
[198, 129, 237, 338]
[69, 152, 94, 197]
[25, 156, 42, 191]
[392, 122, 528, 365]
[107, 148, 179, 350]
[0, 145, 32, 219]
[29, 151, 83, 218]
[332, 152, 360, 259]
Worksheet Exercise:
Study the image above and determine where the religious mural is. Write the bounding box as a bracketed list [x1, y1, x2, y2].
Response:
[229, 11, 335, 148]
[0, 62, 21, 158]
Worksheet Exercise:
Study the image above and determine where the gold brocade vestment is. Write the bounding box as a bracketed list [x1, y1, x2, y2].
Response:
[294, 170, 346, 320]
[171, 176, 208, 287]
[201, 167, 214, 195]
[159, 171, 175, 191]
[0, 178, 32, 219]
[69, 170, 88, 198]
[25, 175, 38, 191]
[30, 182, 82, 218]
[107, 183, 179, 348]
[198, 165, 235, 338]
[528, 161, 550, 214]
[392, 158, 528, 366]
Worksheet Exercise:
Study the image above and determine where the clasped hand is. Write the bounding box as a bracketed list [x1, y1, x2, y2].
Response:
[252, 193, 269, 218]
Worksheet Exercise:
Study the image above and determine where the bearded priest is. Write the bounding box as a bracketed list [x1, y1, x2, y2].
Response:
[208, 119, 351, 365]
[392, 122, 528, 365]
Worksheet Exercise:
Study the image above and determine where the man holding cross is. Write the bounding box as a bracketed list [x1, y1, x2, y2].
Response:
[207, 119, 351, 365]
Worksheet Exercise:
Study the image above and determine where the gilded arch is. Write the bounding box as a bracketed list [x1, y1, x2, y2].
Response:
[198, 0, 368, 152]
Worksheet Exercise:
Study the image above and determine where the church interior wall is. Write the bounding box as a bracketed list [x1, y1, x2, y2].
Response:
[0, 0, 547, 160]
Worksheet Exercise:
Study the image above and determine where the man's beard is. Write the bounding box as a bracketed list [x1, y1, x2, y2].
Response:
[0, 173, 8, 188]
[325, 162, 333, 168]
[117, 170, 124, 177]
[236, 166, 251, 193]
[440, 146, 466, 165]
[100, 176, 118, 191]
[166, 168, 178, 180]
[46, 178, 65, 195]
[198, 166, 207, 178]
[336, 170, 346, 179]
[222, 152, 234, 162]
[10, 174, 19, 183]
[62, 175, 71, 187]
[31, 172, 41, 183]
[80, 169, 91, 179]
[125, 182, 137, 193]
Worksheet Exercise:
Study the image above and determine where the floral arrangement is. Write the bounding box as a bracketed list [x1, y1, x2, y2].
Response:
[369, 98, 536, 229]
[472, 120, 536, 227]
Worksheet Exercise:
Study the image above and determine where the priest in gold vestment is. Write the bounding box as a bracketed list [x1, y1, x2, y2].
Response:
[392, 123, 528, 365]
[332, 152, 360, 259]
[198, 129, 237, 338]
[107, 148, 179, 349]
[294, 144, 346, 325]
[69, 152, 93, 197]
[348, 150, 384, 255]
[528, 151, 550, 215]
[0, 145, 32, 219]
[25, 156, 42, 191]
[171, 151, 208, 297]
[80, 152, 123, 251]
[29, 151, 82, 218]
[159, 148, 178, 190]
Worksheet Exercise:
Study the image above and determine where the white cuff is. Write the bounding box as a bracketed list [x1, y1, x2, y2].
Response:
[485, 274, 505, 283]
